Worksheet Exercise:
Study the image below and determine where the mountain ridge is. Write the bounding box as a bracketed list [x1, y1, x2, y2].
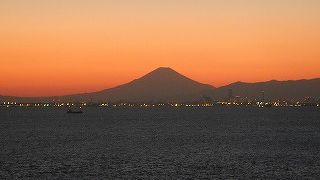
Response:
[1, 68, 320, 102]
[216, 78, 320, 100]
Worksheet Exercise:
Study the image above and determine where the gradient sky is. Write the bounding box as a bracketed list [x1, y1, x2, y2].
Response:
[1, 0, 320, 96]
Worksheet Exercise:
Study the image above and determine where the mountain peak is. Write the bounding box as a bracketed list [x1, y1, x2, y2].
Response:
[140, 67, 183, 80]
[92, 67, 216, 102]
[156, 67, 172, 70]
[150, 67, 177, 74]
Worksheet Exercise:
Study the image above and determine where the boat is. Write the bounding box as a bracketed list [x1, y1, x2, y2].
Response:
[264, 103, 272, 108]
[67, 109, 83, 114]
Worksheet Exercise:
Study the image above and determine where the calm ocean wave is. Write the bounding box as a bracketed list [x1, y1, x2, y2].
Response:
[0, 107, 320, 179]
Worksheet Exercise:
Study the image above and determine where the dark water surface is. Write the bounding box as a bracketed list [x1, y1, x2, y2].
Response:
[0, 107, 320, 179]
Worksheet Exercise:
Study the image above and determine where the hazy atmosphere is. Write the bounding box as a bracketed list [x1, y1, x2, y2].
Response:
[1, 0, 320, 96]
[1, 1, 320, 179]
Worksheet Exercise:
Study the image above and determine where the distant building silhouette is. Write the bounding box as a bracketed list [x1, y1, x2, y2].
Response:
[228, 89, 234, 101]
[261, 91, 265, 102]
[202, 96, 213, 103]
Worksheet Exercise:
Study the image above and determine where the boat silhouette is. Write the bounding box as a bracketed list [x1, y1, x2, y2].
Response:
[67, 109, 83, 114]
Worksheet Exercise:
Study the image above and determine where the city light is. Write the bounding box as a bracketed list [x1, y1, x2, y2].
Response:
[1, 98, 319, 108]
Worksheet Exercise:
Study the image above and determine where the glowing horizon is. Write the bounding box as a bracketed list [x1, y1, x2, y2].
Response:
[1, 0, 320, 97]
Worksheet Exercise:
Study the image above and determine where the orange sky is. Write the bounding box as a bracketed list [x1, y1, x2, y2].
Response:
[1, 0, 320, 97]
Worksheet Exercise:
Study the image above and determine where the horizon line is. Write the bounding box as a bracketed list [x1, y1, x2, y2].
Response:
[1, 67, 320, 98]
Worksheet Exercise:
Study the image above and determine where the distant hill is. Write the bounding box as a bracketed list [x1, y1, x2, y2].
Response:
[214, 78, 320, 100]
[1, 68, 320, 103]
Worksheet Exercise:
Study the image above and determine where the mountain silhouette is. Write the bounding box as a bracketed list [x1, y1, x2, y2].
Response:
[86, 67, 215, 102]
[1, 68, 320, 103]
[215, 78, 320, 100]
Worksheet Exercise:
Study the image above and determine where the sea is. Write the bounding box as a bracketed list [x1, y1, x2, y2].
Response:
[0, 106, 320, 179]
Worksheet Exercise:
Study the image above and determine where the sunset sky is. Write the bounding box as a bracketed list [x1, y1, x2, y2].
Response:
[1, 0, 320, 96]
